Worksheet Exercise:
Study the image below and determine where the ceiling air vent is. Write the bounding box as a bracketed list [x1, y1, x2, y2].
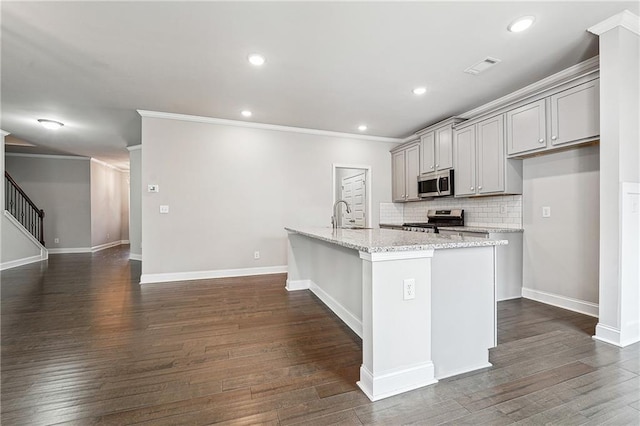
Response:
[464, 57, 502, 75]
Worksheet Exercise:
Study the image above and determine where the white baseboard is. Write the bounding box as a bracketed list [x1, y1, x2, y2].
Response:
[48, 247, 92, 254]
[357, 363, 437, 402]
[121, 240, 130, 244]
[594, 323, 640, 348]
[48, 240, 128, 254]
[285, 279, 311, 291]
[0, 253, 48, 271]
[139, 265, 287, 285]
[522, 287, 599, 317]
[129, 253, 142, 261]
[309, 281, 363, 338]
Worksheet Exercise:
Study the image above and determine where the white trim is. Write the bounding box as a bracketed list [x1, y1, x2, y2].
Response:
[129, 253, 142, 261]
[126, 145, 142, 152]
[285, 279, 311, 291]
[5, 152, 89, 161]
[90, 158, 127, 173]
[137, 110, 404, 144]
[594, 324, 624, 347]
[588, 10, 640, 36]
[91, 240, 124, 253]
[357, 363, 437, 402]
[0, 254, 47, 271]
[309, 281, 363, 338]
[48, 247, 91, 254]
[359, 249, 434, 262]
[140, 265, 287, 285]
[121, 240, 130, 244]
[1, 130, 10, 137]
[522, 287, 599, 317]
[458, 56, 600, 120]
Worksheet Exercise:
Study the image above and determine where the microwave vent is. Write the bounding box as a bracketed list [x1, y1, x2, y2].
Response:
[464, 57, 502, 75]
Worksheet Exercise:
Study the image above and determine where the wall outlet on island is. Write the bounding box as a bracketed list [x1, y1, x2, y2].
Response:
[54, 238, 59, 244]
[403, 278, 415, 300]
[254, 251, 260, 260]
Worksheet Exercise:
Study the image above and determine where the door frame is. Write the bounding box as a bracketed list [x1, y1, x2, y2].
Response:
[332, 164, 372, 228]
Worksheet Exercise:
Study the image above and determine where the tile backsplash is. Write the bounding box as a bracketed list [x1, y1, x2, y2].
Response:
[380, 195, 523, 229]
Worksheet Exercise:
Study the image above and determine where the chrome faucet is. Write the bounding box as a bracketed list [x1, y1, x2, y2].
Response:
[332, 199, 351, 229]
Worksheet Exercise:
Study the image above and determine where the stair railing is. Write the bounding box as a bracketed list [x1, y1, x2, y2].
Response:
[4, 171, 45, 245]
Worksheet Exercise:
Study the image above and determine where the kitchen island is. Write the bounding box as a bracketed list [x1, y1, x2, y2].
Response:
[285, 226, 507, 401]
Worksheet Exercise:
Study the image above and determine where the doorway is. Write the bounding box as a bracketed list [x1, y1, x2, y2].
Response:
[332, 164, 371, 228]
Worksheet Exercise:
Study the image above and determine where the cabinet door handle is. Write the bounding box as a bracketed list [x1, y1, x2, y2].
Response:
[430, 165, 434, 170]
[551, 135, 557, 140]
[538, 138, 544, 143]
[470, 186, 474, 191]
[435, 164, 439, 167]
[478, 185, 482, 190]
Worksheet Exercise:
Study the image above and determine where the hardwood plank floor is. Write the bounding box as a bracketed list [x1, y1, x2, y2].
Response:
[1, 246, 638, 425]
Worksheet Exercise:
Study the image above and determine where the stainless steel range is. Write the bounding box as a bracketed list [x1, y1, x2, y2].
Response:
[402, 209, 464, 234]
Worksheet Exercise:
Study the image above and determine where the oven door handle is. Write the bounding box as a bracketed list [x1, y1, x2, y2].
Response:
[436, 176, 442, 195]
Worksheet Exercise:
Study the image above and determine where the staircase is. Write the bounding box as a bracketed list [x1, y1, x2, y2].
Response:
[4, 171, 45, 245]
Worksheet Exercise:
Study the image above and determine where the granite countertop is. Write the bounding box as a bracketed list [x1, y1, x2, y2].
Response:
[285, 226, 507, 254]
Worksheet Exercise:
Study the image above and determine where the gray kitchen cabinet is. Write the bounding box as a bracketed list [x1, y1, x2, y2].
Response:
[550, 79, 599, 146]
[506, 78, 600, 157]
[454, 115, 522, 197]
[391, 142, 420, 202]
[418, 117, 464, 175]
[506, 99, 546, 155]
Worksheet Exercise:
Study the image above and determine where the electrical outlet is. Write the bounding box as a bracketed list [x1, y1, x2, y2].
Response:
[542, 206, 551, 218]
[254, 251, 260, 260]
[54, 238, 59, 244]
[403, 278, 415, 300]
[159, 205, 169, 214]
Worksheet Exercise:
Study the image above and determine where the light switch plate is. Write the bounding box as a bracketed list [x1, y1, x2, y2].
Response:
[542, 206, 551, 218]
[159, 205, 169, 214]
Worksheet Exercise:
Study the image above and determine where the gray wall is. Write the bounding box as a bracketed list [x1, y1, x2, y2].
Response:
[522, 144, 600, 304]
[120, 172, 130, 241]
[141, 117, 396, 276]
[90, 160, 124, 247]
[5, 155, 92, 249]
[129, 147, 142, 257]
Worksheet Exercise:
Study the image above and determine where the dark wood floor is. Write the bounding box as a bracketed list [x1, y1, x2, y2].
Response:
[1, 246, 638, 425]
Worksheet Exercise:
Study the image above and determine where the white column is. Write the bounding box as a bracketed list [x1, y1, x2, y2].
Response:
[357, 250, 437, 401]
[1, 130, 8, 263]
[589, 11, 640, 347]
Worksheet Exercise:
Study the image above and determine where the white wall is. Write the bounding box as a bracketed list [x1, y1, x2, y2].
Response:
[5, 154, 92, 249]
[522, 145, 600, 308]
[128, 146, 142, 258]
[141, 116, 396, 279]
[90, 160, 125, 248]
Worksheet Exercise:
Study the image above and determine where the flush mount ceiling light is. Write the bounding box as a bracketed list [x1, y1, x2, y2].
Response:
[37, 119, 64, 130]
[412, 87, 427, 95]
[248, 54, 266, 66]
[508, 16, 535, 32]
[241, 110, 252, 117]
[358, 125, 368, 131]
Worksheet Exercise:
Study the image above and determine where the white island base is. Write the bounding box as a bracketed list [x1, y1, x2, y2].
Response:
[285, 228, 499, 401]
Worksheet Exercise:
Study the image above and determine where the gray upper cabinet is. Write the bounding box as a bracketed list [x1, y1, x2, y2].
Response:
[550, 79, 599, 146]
[506, 78, 600, 157]
[506, 99, 546, 155]
[418, 118, 464, 175]
[391, 142, 420, 202]
[454, 115, 522, 198]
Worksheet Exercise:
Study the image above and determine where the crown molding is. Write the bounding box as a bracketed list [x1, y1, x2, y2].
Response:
[126, 144, 142, 152]
[137, 110, 404, 144]
[5, 152, 89, 161]
[90, 157, 127, 173]
[588, 10, 640, 36]
[1, 130, 10, 137]
[458, 56, 600, 120]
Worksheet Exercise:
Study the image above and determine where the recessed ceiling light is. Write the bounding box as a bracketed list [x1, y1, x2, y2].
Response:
[37, 119, 64, 130]
[412, 87, 427, 95]
[248, 54, 265, 66]
[508, 16, 535, 33]
[241, 110, 252, 117]
[358, 125, 367, 132]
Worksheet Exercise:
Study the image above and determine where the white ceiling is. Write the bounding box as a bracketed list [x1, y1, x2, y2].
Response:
[2, 1, 638, 170]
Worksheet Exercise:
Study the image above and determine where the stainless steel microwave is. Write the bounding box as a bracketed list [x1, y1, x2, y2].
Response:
[418, 170, 454, 198]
